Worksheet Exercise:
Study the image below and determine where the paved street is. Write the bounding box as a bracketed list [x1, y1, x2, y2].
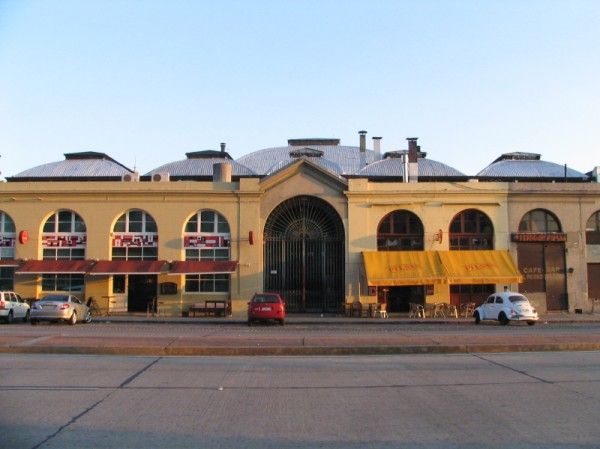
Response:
[2, 351, 600, 448]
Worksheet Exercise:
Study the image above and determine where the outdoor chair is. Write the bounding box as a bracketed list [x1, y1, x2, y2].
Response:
[408, 302, 425, 318]
[374, 302, 388, 318]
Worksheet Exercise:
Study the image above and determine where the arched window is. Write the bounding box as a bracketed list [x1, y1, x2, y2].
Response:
[42, 210, 86, 260]
[586, 210, 600, 244]
[0, 212, 16, 290]
[41, 210, 86, 293]
[518, 209, 561, 233]
[112, 209, 158, 260]
[377, 210, 424, 251]
[0, 211, 16, 259]
[449, 209, 494, 250]
[184, 210, 230, 293]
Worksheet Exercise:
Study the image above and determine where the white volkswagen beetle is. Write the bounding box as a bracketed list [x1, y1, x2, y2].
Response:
[474, 291, 538, 326]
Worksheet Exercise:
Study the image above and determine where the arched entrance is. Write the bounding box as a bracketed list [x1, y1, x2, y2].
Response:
[264, 196, 345, 313]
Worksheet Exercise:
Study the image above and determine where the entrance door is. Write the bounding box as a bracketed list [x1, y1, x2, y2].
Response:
[127, 275, 157, 312]
[589, 264, 600, 303]
[264, 196, 345, 313]
[385, 286, 424, 313]
[544, 243, 568, 311]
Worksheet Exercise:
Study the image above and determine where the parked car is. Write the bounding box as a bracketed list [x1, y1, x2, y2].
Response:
[474, 291, 538, 325]
[0, 291, 30, 323]
[247, 292, 285, 326]
[30, 294, 91, 325]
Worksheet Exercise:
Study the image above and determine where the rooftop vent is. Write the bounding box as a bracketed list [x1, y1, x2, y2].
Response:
[288, 138, 340, 146]
[493, 152, 541, 163]
[186, 150, 232, 160]
[289, 147, 324, 158]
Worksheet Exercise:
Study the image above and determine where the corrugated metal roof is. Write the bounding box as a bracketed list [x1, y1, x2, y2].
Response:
[146, 158, 255, 177]
[477, 160, 588, 179]
[355, 157, 465, 178]
[12, 152, 132, 179]
[14, 158, 132, 178]
[236, 145, 376, 176]
[265, 157, 344, 176]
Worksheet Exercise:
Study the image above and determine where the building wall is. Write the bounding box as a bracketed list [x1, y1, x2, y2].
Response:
[2, 174, 600, 316]
[508, 182, 600, 312]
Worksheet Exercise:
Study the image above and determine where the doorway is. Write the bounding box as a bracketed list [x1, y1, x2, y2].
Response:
[127, 275, 158, 312]
[264, 196, 345, 313]
[382, 286, 424, 313]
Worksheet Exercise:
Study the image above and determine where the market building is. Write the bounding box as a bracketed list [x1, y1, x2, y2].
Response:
[1, 132, 599, 318]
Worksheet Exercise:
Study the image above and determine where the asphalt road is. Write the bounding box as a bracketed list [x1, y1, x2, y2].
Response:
[2, 351, 600, 449]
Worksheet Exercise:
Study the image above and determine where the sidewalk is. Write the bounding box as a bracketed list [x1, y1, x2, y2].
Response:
[2, 312, 600, 356]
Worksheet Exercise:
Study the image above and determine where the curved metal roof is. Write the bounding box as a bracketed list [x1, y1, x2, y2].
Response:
[236, 145, 376, 176]
[477, 159, 588, 179]
[354, 157, 465, 178]
[265, 157, 344, 176]
[146, 158, 255, 177]
[12, 152, 132, 178]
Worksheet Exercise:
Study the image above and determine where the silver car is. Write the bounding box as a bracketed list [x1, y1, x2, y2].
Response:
[474, 291, 539, 326]
[30, 294, 91, 325]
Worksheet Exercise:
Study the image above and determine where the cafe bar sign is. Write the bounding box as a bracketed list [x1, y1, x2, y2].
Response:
[511, 232, 567, 243]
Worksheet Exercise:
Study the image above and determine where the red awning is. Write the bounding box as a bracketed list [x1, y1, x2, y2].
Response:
[0, 259, 20, 267]
[168, 260, 238, 274]
[89, 260, 168, 275]
[15, 260, 96, 274]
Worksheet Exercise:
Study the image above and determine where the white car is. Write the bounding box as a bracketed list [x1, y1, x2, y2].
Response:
[474, 291, 538, 326]
[0, 291, 31, 323]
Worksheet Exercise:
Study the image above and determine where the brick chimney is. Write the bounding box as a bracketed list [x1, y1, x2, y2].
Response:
[406, 137, 419, 183]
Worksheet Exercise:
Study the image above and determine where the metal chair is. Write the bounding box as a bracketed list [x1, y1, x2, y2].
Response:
[374, 302, 388, 318]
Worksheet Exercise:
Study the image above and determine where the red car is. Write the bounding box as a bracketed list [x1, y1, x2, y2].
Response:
[247, 292, 285, 326]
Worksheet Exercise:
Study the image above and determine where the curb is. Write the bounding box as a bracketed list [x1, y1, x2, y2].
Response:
[3, 342, 600, 356]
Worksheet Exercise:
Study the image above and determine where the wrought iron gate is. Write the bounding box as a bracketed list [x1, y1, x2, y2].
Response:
[264, 196, 345, 313]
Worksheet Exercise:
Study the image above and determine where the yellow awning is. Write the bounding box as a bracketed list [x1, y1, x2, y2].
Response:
[362, 251, 446, 286]
[438, 250, 523, 284]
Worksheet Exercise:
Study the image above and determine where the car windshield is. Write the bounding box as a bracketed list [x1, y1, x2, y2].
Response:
[252, 295, 280, 303]
[509, 295, 528, 303]
[42, 295, 69, 302]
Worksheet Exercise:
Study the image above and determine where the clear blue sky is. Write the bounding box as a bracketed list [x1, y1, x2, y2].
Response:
[1, 0, 599, 177]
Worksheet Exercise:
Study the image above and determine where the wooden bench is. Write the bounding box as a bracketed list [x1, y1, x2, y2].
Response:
[188, 301, 227, 317]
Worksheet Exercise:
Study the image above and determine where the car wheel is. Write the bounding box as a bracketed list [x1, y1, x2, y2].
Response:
[247, 319, 252, 327]
[84, 311, 92, 323]
[68, 312, 77, 325]
[279, 319, 285, 326]
[6, 311, 13, 324]
[498, 312, 509, 326]
[30, 319, 38, 325]
[527, 321, 536, 326]
[474, 311, 481, 325]
[23, 310, 30, 323]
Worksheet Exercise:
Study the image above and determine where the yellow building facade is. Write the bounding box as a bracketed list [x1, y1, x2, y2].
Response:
[1, 137, 600, 317]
